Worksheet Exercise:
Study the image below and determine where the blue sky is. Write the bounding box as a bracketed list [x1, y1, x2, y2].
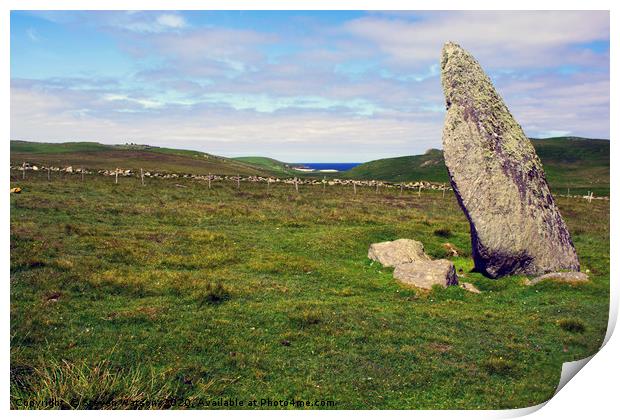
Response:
[10, 10, 610, 162]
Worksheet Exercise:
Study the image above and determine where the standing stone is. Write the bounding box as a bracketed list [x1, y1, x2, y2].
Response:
[440, 42, 579, 278]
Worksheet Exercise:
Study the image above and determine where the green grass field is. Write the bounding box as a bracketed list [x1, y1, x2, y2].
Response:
[10, 169, 609, 409]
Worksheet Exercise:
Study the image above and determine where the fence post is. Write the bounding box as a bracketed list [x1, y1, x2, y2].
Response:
[400, 184, 403, 196]
[22, 162, 26, 180]
[237, 174, 240, 189]
[353, 181, 357, 195]
[267, 177, 271, 190]
[81, 169, 84, 182]
[47, 166, 51, 181]
[376, 182, 379, 194]
[323, 176, 326, 193]
[294, 178, 299, 193]
[140, 168, 145, 186]
[442, 184, 446, 199]
[208, 173, 211, 189]
[418, 184, 422, 197]
[115, 169, 118, 184]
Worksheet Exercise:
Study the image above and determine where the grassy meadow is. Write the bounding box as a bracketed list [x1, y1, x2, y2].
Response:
[10, 169, 609, 409]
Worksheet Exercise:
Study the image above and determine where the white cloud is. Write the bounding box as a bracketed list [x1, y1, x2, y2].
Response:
[156, 14, 186, 29]
[199, 93, 383, 116]
[112, 12, 188, 33]
[151, 27, 275, 64]
[26, 28, 40, 42]
[103, 94, 163, 109]
[10, 86, 439, 161]
[344, 11, 609, 69]
[535, 130, 571, 138]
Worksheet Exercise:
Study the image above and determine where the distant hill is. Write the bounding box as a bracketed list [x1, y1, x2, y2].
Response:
[232, 156, 295, 176]
[10, 140, 274, 177]
[343, 137, 609, 196]
[343, 148, 447, 183]
[10, 141, 112, 154]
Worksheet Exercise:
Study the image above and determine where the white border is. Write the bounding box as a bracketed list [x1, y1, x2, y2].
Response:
[2, 1, 617, 419]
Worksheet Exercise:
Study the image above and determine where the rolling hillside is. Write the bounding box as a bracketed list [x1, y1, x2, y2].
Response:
[343, 137, 609, 195]
[232, 156, 295, 176]
[343, 148, 447, 183]
[10, 140, 273, 177]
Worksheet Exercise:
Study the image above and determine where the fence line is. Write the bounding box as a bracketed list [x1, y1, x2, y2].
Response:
[9, 164, 609, 201]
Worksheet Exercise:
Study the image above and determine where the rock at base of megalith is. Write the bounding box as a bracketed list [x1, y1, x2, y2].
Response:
[368, 239, 430, 268]
[527, 271, 589, 286]
[459, 282, 481, 294]
[440, 41, 580, 278]
[393, 260, 458, 290]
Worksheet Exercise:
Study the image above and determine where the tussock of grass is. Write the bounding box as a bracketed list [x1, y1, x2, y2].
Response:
[159, 251, 237, 270]
[194, 282, 231, 306]
[248, 254, 317, 275]
[483, 356, 516, 376]
[11, 359, 179, 409]
[107, 306, 162, 323]
[88, 270, 151, 298]
[335, 287, 356, 297]
[288, 307, 324, 328]
[557, 318, 586, 333]
[433, 227, 452, 238]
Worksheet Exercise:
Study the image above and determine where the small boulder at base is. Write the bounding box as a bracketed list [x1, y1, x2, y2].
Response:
[368, 239, 430, 268]
[440, 41, 579, 278]
[527, 271, 589, 286]
[460, 282, 481, 294]
[442, 242, 460, 257]
[394, 260, 458, 290]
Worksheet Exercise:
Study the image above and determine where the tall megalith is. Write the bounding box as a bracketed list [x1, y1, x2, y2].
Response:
[440, 41, 579, 278]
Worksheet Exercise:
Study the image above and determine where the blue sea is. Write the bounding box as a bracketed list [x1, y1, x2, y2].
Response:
[296, 163, 361, 171]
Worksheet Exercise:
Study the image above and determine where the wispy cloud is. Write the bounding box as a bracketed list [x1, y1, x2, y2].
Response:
[344, 11, 609, 69]
[112, 11, 188, 33]
[26, 27, 39, 42]
[155, 14, 186, 30]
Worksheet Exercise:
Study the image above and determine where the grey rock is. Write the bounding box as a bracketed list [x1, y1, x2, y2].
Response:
[527, 271, 589, 286]
[368, 239, 430, 268]
[393, 259, 458, 290]
[440, 41, 579, 278]
[459, 282, 481, 294]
